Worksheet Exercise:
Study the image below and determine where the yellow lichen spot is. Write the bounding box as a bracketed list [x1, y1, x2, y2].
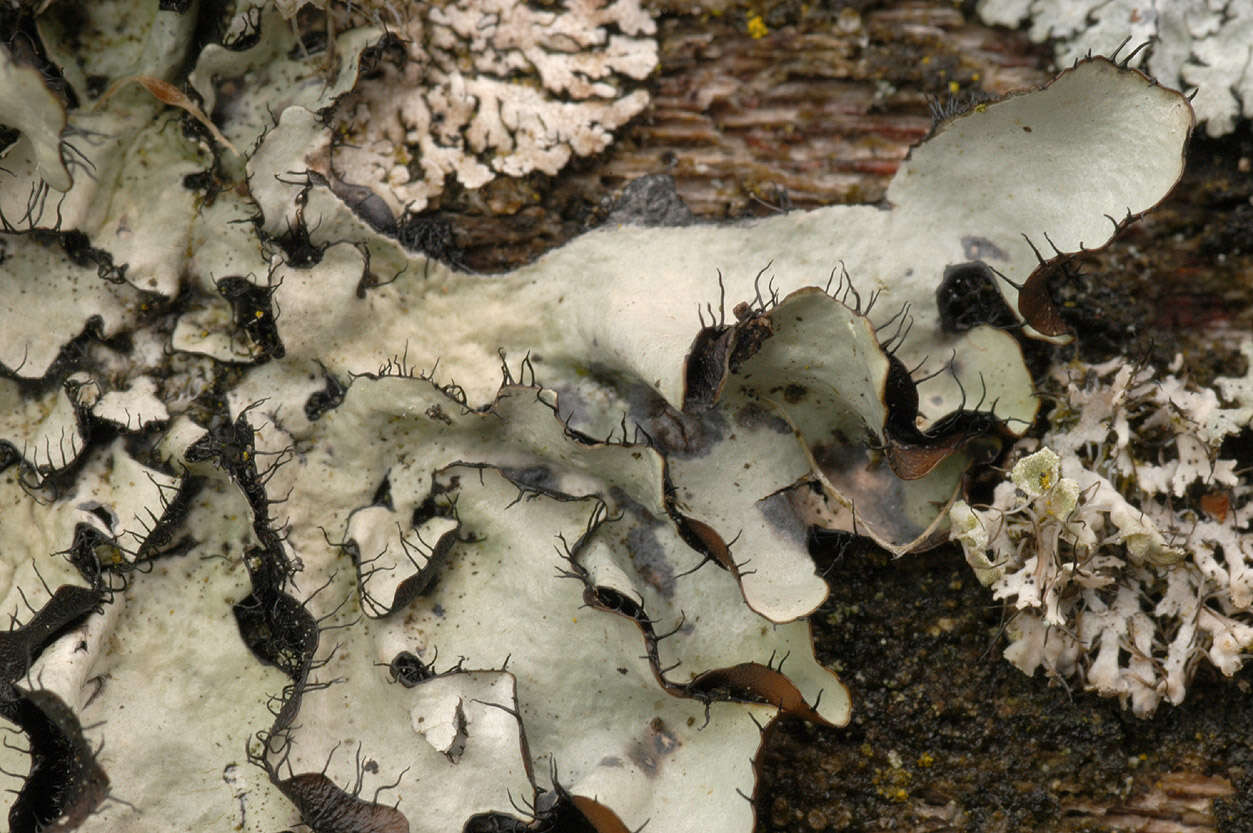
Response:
[254, 309, 264, 318]
[948, 80, 960, 94]
[917, 752, 934, 768]
[971, 72, 981, 82]
[746, 14, 768, 38]
[921, 55, 931, 65]
[975, 103, 988, 112]
[874, 784, 910, 803]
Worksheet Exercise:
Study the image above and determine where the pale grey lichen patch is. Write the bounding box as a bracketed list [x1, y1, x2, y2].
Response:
[210, 56, 1193, 627]
[273, 464, 833, 833]
[204, 345, 849, 829]
[0, 5, 1207, 831]
[189, 6, 383, 156]
[0, 377, 87, 477]
[0, 4, 210, 300]
[35, 0, 195, 103]
[25, 480, 298, 833]
[0, 44, 70, 191]
[0, 235, 144, 379]
[85, 376, 169, 431]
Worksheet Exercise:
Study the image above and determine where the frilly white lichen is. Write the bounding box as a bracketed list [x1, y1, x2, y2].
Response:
[0, 1, 1201, 831]
[201, 0, 657, 215]
[951, 351, 1253, 715]
[977, 0, 1253, 135]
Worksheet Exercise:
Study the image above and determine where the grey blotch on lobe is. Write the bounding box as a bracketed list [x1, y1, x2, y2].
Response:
[501, 465, 557, 492]
[625, 514, 677, 598]
[626, 717, 681, 776]
[961, 235, 1008, 262]
[734, 401, 791, 435]
[757, 490, 808, 548]
[812, 441, 925, 543]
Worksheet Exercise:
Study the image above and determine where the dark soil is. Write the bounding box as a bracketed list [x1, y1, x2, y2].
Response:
[755, 535, 1253, 833]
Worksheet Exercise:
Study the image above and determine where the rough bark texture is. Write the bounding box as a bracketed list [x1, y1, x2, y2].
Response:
[428, 0, 1051, 272]
[429, 2, 1253, 831]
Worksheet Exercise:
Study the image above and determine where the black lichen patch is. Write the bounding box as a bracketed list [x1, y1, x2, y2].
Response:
[184, 410, 315, 688]
[0, 565, 106, 833]
[683, 324, 735, 411]
[879, 351, 1007, 480]
[182, 169, 215, 191]
[305, 368, 347, 421]
[232, 548, 319, 680]
[131, 476, 200, 562]
[397, 212, 460, 266]
[935, 262, 1017, 333]
[682, 297, 775, 413]
[271, 205, 327, 267]
[216, 277, 285, 361]
[583, 584, 648, 622]
[61, 523, 122, 588]
[0, 443, 19, 476]
[2, 687, 109, 833]
[272, 770, 409, 833]
[386, 650, 464, 687]
[780, 383, 807, 404]
[46, 229, 128, 285]
[463, 811, 545, 832]
[0, 584, 101, 694]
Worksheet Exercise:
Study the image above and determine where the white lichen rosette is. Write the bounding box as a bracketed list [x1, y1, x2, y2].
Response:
[329, 0, 657, 214]
[951, 352, 1253, 715]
